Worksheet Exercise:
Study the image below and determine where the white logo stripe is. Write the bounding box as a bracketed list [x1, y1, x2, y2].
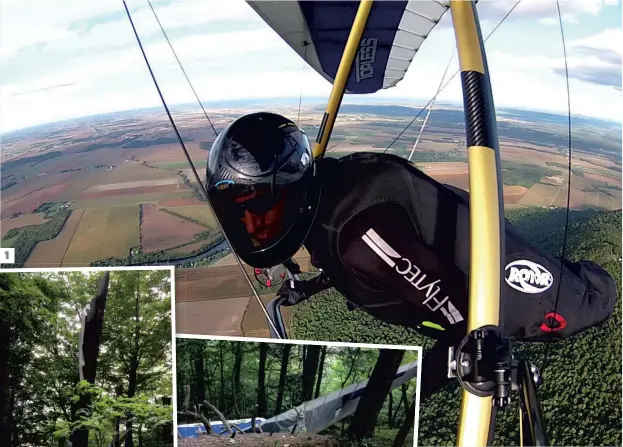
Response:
[362, 234, 396, 268]
[447, 301, 464, 323]
[361, 227, 465, 326]
[440, 307, 455, 324]
[365, 229, 401, 258]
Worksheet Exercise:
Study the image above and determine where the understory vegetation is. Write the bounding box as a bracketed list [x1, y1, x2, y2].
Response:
[291, 207, 622, 446]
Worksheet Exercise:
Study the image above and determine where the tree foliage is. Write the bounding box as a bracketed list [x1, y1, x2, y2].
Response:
[0, 209, 70, 268]
[0, 270, 174, 447]
[291, 208, 622, 446]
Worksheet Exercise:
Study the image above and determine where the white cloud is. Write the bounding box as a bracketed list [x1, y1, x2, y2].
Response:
[478, 0, 619, 22]
[571, 28, 622, 64]
[0, 0, 259, 63]
[0, 0, 122, 59]
[1, 0, 621, 132]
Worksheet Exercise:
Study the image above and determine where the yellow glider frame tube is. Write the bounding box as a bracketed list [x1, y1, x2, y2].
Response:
[450, 1, 506, 446]
[312, 0, 373, 159]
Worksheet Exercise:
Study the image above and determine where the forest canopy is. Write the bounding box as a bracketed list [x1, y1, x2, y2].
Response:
[289, 208, 622, 446]
[0, 269, 174, 447]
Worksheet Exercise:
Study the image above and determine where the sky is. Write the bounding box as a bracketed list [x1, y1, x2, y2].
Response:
[1, 0, 621, 133]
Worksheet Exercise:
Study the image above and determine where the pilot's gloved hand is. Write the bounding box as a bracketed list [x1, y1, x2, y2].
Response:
[276, 279, 313, 306]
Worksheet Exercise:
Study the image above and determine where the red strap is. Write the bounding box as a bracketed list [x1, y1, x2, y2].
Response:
[540, 312, 567, 332]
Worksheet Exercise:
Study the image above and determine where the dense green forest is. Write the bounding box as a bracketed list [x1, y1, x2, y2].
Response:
[0, 209, 71, 267]
[176, 340, 419, 446]
[0, 269, 174, 447]
[290, 208, 622, 446]
[91, 232, 225, 267]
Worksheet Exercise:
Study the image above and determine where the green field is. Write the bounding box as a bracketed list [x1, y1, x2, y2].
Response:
[154, 161, 207, 170]
[69, 190, 194, 209]
[0, 236, 17, 248]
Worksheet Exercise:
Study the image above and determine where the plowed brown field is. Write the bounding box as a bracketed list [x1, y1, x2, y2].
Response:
[141, 204, 206, 252]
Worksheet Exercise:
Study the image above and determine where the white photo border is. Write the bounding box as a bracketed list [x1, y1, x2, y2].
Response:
[175, 333, 423, 447]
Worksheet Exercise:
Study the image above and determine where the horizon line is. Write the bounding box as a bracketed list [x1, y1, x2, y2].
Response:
[2, 97, 621, 135]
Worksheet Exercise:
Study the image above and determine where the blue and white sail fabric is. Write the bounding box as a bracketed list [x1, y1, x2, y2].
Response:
[246, 0, 451, 94]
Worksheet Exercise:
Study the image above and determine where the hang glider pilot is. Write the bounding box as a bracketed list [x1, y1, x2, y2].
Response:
[206, 112, 617, 400]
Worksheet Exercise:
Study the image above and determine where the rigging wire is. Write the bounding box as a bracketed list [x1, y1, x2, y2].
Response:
[543, 0, 573, 367]
[147, 0, 218, 137]
[407, 49, 455, 162]
[297, 42, 310, 126]
[123, 0, 283, 338]
[381, 0, 523, 155]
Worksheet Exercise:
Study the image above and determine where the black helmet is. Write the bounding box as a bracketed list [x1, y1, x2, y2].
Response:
[206, 112, 321, 268]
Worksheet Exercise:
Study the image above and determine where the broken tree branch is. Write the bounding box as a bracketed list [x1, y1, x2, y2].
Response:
[201, 400, 233, 435]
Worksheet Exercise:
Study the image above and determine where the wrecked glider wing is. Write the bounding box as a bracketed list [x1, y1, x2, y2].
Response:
[246, 0, 451, 94]
[259, 360, 419, 434]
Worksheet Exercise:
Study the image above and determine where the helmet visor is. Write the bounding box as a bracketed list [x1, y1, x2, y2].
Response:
[210, 182, 306, 252]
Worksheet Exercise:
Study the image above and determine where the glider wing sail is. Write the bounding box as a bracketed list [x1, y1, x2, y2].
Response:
[246, 0, 451, 94]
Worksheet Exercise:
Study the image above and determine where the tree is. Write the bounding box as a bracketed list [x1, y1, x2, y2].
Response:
[301, 345, 321, 402]
[1, 270, 173, 447]
[257, 343, 268, 417]
[275, 344, 292, 415]
[231, 342, 244, 418]
[392, 393, 417, 447]
[0, 273, 64, 446]
[314, 346, 327, 399]
[70, 273, 110, 447]
[347, 349, 405, 441]
[97, 270, 172, 447]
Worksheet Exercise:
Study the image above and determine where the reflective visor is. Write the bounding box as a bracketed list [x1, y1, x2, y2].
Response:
[235, 189, 280, 215]
[210, 183, 305, 251]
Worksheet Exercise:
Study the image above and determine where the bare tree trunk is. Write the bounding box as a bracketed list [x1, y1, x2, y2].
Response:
[113, 384, 124, 447]
[202, 400, 233, 434]
[347, 349, 405, 441]
[195, 345, 206, 404]
[219, 343, 225, 410]
[257, 344, 268, 417]
[391, 387, 406, 427]
[231, 342, 243, 418]
[178, 386, 212, 435]
[341, 348, 360, 387]
[275, 344, 291, 415]
[401, 384, 409, 416]
[70, 273, 110, 447]
[314, 346, 327, 399]
[388, 389, 393, 428]
[392, 393, 417, 447]
[301, 345, 321, 403]
[159, 396, 173, 442]
[125, 271, 141, 447]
